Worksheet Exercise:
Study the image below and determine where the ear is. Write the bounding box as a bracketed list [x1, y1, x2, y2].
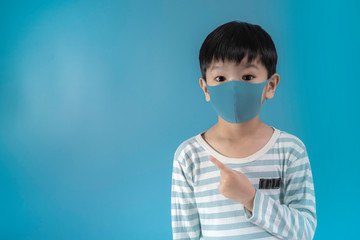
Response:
[265, 73, 280, 100]
[199, 77, 210, 102]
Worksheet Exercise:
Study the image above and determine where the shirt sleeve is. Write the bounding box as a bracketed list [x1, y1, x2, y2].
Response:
[242, 145, 317, 239]
[171, 153, 202, 240]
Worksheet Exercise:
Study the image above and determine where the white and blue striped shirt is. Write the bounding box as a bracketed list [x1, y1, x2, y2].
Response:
[171, 126, 317, 239]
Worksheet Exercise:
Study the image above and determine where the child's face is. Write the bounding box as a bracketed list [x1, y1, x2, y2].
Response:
[199, 56, 280, 102]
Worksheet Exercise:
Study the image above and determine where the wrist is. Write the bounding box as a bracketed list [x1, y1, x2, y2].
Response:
[244, 188, 256, 211]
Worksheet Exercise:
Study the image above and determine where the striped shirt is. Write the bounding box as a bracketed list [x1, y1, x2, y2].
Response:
[171, 126, 317, 239]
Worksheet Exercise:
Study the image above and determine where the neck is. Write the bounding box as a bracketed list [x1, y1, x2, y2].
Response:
[213, 115, 265, 141]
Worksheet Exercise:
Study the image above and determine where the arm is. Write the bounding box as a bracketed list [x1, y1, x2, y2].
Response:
[243, 146, 317, 239]
[171, 154, 202, 240]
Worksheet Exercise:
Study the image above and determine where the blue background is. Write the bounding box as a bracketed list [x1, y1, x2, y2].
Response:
[1, 0, 359, 239]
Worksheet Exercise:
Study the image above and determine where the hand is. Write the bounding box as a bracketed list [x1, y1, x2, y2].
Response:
[208, 155, 256, 211]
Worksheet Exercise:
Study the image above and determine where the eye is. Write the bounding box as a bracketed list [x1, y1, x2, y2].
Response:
[214, 76, 226, 82]
[242, 75, 254, 81]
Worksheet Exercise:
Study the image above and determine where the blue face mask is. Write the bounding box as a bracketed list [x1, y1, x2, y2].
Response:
[205, 79, 269, 124]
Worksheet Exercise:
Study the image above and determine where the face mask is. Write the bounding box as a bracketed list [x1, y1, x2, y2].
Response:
[205, 79, 269, 124]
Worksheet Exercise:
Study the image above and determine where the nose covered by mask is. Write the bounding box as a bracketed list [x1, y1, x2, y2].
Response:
[205, 79, 269, 124]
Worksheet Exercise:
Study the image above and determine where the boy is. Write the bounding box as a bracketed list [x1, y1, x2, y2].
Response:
[171, 21, 317, 239]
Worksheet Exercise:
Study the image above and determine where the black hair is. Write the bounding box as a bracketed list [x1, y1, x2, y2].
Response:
[199, 20, 278, 81]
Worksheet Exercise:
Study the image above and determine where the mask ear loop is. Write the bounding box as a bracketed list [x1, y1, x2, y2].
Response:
[263, 77, 271, 104]
[262, 98, 267, 105]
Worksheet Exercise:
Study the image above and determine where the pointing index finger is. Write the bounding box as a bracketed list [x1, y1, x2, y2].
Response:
[208, 155, 231, 172]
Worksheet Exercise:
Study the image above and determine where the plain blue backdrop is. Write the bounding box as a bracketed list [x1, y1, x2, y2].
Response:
[1, 0, 359, 239]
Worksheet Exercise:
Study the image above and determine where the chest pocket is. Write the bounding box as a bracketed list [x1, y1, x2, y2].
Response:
[259, 178, 281, 189]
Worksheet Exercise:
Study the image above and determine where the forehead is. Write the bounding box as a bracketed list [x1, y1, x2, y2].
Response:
[209, 57, 264, 72]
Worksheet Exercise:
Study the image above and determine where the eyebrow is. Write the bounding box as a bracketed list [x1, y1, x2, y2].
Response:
[210, 63, 259, 71]
[244, 63, 259, 69]
[210, 65, 221, 71]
